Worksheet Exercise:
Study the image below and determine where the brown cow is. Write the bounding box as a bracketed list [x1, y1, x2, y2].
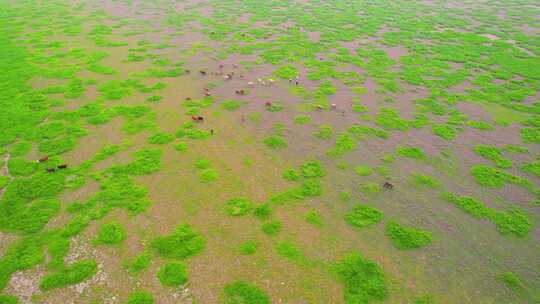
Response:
[199, 70, 207, 76]
[46, 168, 56, 173]
[37, 155, 49, 163]
[58, 164, 68, 169]
[383, 182, 394, 190]
[265, 102, 272, 107]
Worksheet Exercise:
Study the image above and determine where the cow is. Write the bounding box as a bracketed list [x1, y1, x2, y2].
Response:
[235, 89, 245, 95]
[184, 69, 191, 74]
[265, 102, 272, 107]
[199, 70, 207, 76]
[57, 164, 68, 169]
[46, 168, 56, 173]
[331, 103, 337, 110]
[186, 97, 192, 101]
[37, 155, 49, 163]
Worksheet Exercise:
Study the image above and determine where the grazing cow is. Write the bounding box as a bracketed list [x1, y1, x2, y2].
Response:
[239, 75, 244, 79]
[233, 64, 238, 69]
[184, 69, 191, 74]
[186, 97, 192, 101]
[224, 74, 232, 80]
[205, 91, 212, 97]
[197, 116, 204, 122]
[210, 129, 214, 135]
[257, 78, 263, 83]
[235, 89, 245, 95]
[37, 155, 49, 163]
[241, 116, 245, 123]
[331, 103, 337, 110]
[248, 81, 254, 87]
[265, 102, 272, 107]
[295, 80, 299, 85]
[58, 164, 68, 169]
[383, 182, 394, 190]
[288, 78, 292, 83]
[46, 168, 56, 173]
[199, 70, 207, 76]
[219, 64, 224, 69]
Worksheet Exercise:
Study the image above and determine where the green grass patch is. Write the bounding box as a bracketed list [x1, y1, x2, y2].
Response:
[294, 115, 311, 125]
[253, 203, 272, 220]
[411, 173, 441, 188]
[238, 241, 258, 255]
[314, 124, 333, 139]
[396, 146, 426, 159]
[151, 224, 205, 259]
[157, 262, 188, 287]
[521, 160, 540, 178]
[345, 205, 383, 228]
[148, 132, 175, 145]
[93, 222, 127, 245]
[470, 165, 532, 190]
[474, 144, 512, 168]
[222, 281, 270, 304]
[353, 166, 373, 176]
[305, 210, 323, 227]
[385, 222, 433, 249]
[126, 291, 154, 304]
[261, 220, 282, 236]
[123, 251, 152, 274]
[282, 168, 300, 181]
[300, 161, 325, 178]
[334, 253, 388, 304]
[263, 135, 287, 149]
[225, 198, 253, 216]
[273, 64, 298, 79]
[222, 100, 243, 111]
[40, 260, 97, 291]
[500, 272, 524, 291]
[432, 124, 457, 141]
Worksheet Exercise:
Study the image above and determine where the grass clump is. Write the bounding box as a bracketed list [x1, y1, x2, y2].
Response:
[432, 124, 457, 141]
[300, 161, 325, 178]
[0, 295, 18, 304]
[199, 168, 219, 183]
[521, 160, 540, 178]
[93, 222, 127, 245]
[353, 166, 373, 176]
[265, 103, 284, 112]
[238, 241, 258, 255]
[126, 291, 154, 304]
[314, 124, 333, 139]
[282, 168, 300, 181]
[345, 205, 383, 228]
[305, 210, 323, 227]
[151, 224, 205, 259]
[261, 220, 282, 236]
[263, 135, 287, 149]
[474, 144, 512, 168]
[195, 158, 211, 169]
[470, 165, 532, 190]
[327, 133, 356, 157]
[7, 158, 37, 176]
[253, 204, 272, 220]
[275, 241, 311, 266]
[359, 182, 381, 194]
[148, 132, 174, 145]
[500, 272, 524, 290]
[40, 259, 97, 291]
[396, 146, 426, 159]
[334, 253, 388, 304]
[173, 141, 188, 152]
[222, 281, 270, 304]
[157, 262, 188, 287]
[225, 198, 253, 216]
[294, 115, 311, 125]
[385, 222, 433, 249]
[274, 64, 298, 79]
[222, 100, 242, 111]
[300, 180, 323, 197]
[123, 252, 152, 274]
[411, 173, 441, 188]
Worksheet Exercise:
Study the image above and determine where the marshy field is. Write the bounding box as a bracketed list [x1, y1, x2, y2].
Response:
[0, 0, 539, 303]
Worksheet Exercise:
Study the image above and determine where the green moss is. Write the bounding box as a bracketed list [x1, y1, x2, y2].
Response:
[238, 241, 258, 255]
[294, 115, 311, 125]
[126, 291, 154, 304]
[38, 138, 76, 155]
[314, 125, 333, 139]
[93, 222, 127, 245]
[385, 222, 432, 249]
[151, 224, 205, 259]
[7, 158, 37, 176]
[305, 210, 323, 227]
[225, 198, 253, 216]
[222, 281, 270, 304]
[396, 146, 426, 159]
[300, 161, 325, 178]
[157, 262, 188, 287]
[263, 135, 287, 149]
[353, 166, 373, 176]
[148, 132, 174, 145]
[97, 80, 131, 100]
[334, 253, 388, 304]
[222, 100, 243, 111]
[261, 220, 282, 236]
[10, 142, 32, 157]
[345, 205, 383, 228]
[39, 259, 97, 291]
